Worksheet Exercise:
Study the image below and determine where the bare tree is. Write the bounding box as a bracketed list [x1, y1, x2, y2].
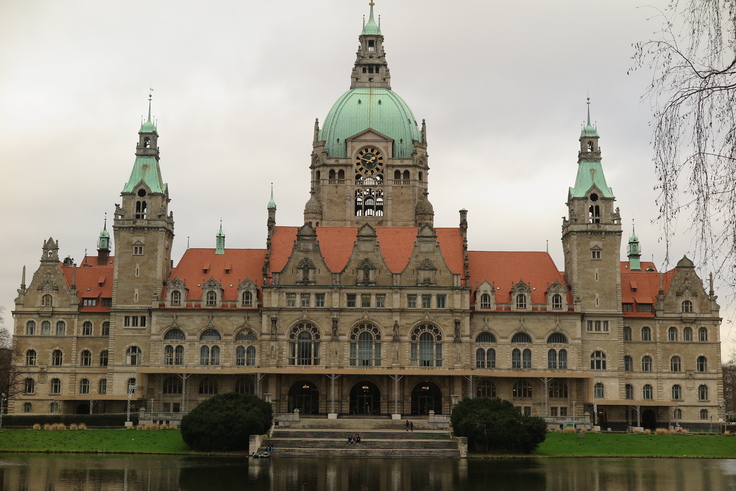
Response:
[633, 0, 736, 291]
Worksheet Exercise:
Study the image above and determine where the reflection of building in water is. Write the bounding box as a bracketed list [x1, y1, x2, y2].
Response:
[10, 2, 722, 431]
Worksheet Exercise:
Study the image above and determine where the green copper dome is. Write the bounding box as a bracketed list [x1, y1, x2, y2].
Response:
[320, 87, 420, 158]
[139, 120, 157, 133]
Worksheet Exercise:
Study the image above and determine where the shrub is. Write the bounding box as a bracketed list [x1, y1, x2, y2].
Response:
[181, 392, 273, 452]
[563, 427, 576, 434]
[0, 414, 139, 428]
[78, 423, 87, 430]
[70, 424, 78, 430]
[32, 424, 41, 430]
[450, 398, 547, 454]
[655, 428, 668, 435]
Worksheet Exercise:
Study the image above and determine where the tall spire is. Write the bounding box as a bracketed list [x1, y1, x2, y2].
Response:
[123, 93, 166, 194]
[215, 220, 226, 255]
[267, 183, 276, 209]
[627, 219, 641, 271]
[351, 1, 391, 89]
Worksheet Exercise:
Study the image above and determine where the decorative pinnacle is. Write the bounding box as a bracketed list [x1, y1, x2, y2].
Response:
[147, 88, 154, 122]
[103, 212, 107, 231]
[586, 97, 591, 126]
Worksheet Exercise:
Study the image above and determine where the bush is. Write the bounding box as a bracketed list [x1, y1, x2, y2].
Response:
[2, 414, 139, 428]
[451, 398, 547, 454]
[180, 393, 273, 452]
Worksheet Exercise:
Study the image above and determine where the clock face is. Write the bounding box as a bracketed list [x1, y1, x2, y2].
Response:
[355, 147, 384, 175]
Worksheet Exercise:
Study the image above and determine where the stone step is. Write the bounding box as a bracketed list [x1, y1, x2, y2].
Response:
[275, 418, 443, 431]
[264, 438, 456, 450]
[270, 430, 447, 440]
[265, 447, 460, 458]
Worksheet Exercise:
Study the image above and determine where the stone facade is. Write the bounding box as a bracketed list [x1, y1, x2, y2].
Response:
[10, 3, 722, 430]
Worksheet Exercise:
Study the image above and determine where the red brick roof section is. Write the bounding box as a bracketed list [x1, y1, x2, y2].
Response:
[169, 248, 267, 301]
[620, 262, 676, 317]
[467, 251, 566, 304]
[61, 256, 115, 312]
[268, 226, 465, 275]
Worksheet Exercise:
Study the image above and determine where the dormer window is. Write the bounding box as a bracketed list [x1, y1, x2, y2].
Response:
[682, 300, 693, 313]
[515, 294, 527, 310]
[171, 290, 181, 306]
[205, 291, 217, 307]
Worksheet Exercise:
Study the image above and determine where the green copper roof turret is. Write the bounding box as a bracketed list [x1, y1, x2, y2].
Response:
[580, 97, 599, 138]
[215, 220, 226, 255]
[362, 1, 381, 35]
[122, 94, 168, 195]
[627, 221, 641, 270]
[569, 98, 612, 198]
[267, 183, 276, 209]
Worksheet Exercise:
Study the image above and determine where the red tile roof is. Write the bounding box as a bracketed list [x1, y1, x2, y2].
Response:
[467, 251, 566, 304]
[169, 248, 267, 301]
[620, 262, 676, 317]
[61, 256, 115, 312]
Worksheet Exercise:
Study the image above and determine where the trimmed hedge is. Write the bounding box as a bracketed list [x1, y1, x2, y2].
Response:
[1, 413, 139, 428]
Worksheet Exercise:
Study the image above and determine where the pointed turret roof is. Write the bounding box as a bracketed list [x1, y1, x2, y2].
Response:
[362, 1, 381, 35]
[122, 94, 168, 194]
[569, 98, 614, 198]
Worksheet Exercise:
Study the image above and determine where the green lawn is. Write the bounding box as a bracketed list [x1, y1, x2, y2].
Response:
[535, 432, 736, 458]
[0, 429, 191, 454]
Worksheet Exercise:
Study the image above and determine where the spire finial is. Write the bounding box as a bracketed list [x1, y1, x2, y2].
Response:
[103, 212, 107, 231]
[267, 182, 277, 209]
[586, 96, 591, 126]
[147, 88, 154, 123]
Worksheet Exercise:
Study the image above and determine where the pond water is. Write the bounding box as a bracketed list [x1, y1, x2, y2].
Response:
[0, 454, 735, 490]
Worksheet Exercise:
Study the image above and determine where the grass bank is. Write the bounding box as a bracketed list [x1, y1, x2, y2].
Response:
[535, 432, 736, 458]
[0, 429, 190, 454]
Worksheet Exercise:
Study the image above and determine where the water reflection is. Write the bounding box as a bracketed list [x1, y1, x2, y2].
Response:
[0, 455, 734, 490]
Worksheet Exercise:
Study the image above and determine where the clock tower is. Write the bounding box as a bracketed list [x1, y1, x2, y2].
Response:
[305, 1, 433, 228]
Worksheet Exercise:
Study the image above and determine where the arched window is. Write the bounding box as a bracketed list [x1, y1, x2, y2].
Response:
[515, 294, 527, 309]
[670, 356, 682, 372]
[25, 349, 37, 366]
[547, 332, 568, 344]
[246, 346, 256, 366]
[41, 321, 51, 335]
[641, 355, 652, 372]
[41, 294, 53, 307]
[126, 346, 142, 365]
[548, 349, 558, 369]
[590, 351, 606, 370]
[642, 384, 653, 400]
[23, 402, 32, 413]
[163, 377, 183, 395]
[164, 345, 183, 365]
[551, 293, 563, 310]
[79, 378, 90, 395]
[698, 384, 709, 400]
[165, 328, 185, 340]
[512, 348, 521, 369]
[205, 291, 217, 307]
[511, 332, 532, 343]
[668, 326, 678, 341]
[683, 327, 693, 341]
[171, 290, 181, 306]
[80, 349, 92, 367]
[242, 290, 254, 307]
[522, 348, 532, 369]
[486, 348, 496, 368]
[700, 409, 709, 420]
[410, 324, 442, 367]
[479, 293, 492, 309]
[198, 378, 218, 395]
[594, 383, 604, 398]
[477, 379, 496, 398]
[697, 356, 708, 372]
[56, 321, 66, 336]
[512, 380, 532, 398]
[558, 349, 568, 369]
[50, 378, 61, 395]
[200, 345, 220, 365]
[101, 321, 109, 336]
[641, 326, 652, 341]
[476, 348, 486, 368]
[235, 378, 255, 394]
[625, 384, 634, 400]
[623, 326, 632, 341]
[52, 349, 63, 366]
[99, 379, 107, 395]
[672, 384, 682, 400]
[682, 300, 693, 313]
[698, 327, 708, 342]
[289, 322, 321, 366]
[236, 346, 246, 366]
[624, 355, 633, 372]
[200, 329, 221, 341]
[82, 321, 93, 336]
[350, 323, 382, 367]
[26, 320, 36, 335]
[24, 378, 35, 394]
[475, 332, 495, 343]
[100, 350, 109, 367]
[549, 380, 568, 398]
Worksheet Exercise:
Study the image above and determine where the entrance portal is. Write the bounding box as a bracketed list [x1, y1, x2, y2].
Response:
[642, 409, 657, 430]
[349, 381, 381, 415]
[411, 381, 442, 415]
[288, 380, 320, 414]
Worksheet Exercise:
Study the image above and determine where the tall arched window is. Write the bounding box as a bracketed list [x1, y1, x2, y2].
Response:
[126, 346, 142, 365]
[100, 350, 109, 367]
[410, 324, 442, 367]
[697, 356, 708, 372]
[165, 345, 184, 365]
[246, 346, 256, 366]
[672, 384, 682, 400]
[668, 326, 678, 341]
[590, 351, 606, 370]
[50, 378, 61, 395]
[56, 321, 66, 335]
[236, 346, 246, 366]
[171, 290, 182, 306]
[52, 349, 63, 366]
[698, 327, 708, 342]
[350, 323, 382, 367]
[551, 293, 563, 310]
[625, 384, 634, 400]
[289, 323, 321, 366]
[522, 349, 532, 369]
[558, 349, 568, 369]
[623, 326, 632, 341]
[515, 294, 527, 309]
[641, 326, 652, 341]
[548, 349, 558, 369]
[205, 291, 217, 307]
[243, 290, 253, 307]
[200, 345, 220, 365]
[682, 300, 693, 313]
[41, 321, 51, 335]
[24, 378, 35, 394]
[641, 355, 652, 372]
[41, 294, 53, 307]
[80, 349, 92, 367]
[26, 321, 36, 335]
[594, 383, 604, 398]
[642, 384, 653, 400]
[477, 379, 496, 398]
[99, 379, 107, 395]
[670, 356, 682, 372]
[79, 379, 90, 395]
[480, 293, 492, 309]
[698, 384, 709, 400]
[624, 355, 633, 372]
[512, 348, 521, 369]
[476, 348, 486, 368]
[25, 349, 37, 366]
[683, 327, 693, 341]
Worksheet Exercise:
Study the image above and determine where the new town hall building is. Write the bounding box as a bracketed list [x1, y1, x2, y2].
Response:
[11, 3, 723, 430]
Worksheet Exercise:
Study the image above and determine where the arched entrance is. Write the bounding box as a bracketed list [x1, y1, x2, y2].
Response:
[642, 409, 657, 430]
[288, 380, 320, 414]
[349, 381, 381, 415]
[411, 381, 442, 415]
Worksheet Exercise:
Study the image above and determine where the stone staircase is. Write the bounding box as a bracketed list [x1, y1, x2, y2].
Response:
[261, 417, 460, 458]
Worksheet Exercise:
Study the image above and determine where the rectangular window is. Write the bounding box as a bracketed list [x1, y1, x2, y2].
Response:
[407, 294, 417, 308]
[140, 316, 146, 327]
[82, 298, 97, 307]
[560, 407, 568, 417]
[523, 407, 531, 417]
[286, 293, 296, 307]
[375, 294, 386, 308]
[586, 320, 609, 332]
[315, 293, 325, 307]
[300, 294, 310, 307]
[550, 407, 558, 417]
[436, 294, 447, 308]
[361, 294, 371, 308]
[622, 303, 633, 312]
[638, 304, 653, 312]
[124, 316, 131, 327]
[591, 250, 601, 260]
[422, 295, 432, 309]
[131, 316, 139, 327]
[102, 298, 112, 307]
[133, 246, 144, 255]
[347, 294, 357, 308]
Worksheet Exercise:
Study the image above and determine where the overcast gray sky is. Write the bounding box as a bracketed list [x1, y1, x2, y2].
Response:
[2, 0, 731, 353]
